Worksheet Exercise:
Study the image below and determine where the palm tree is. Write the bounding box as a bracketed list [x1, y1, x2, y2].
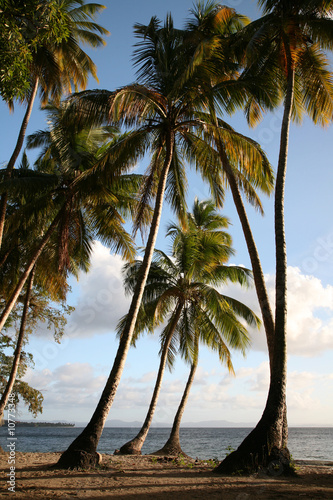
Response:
[55, 7, 273, 468]
[180, 2, 284, 469]
[54, 14, 225, 468]
[215, 0, 333, 474]
[0, 151, 84, 421]
[115, 199, 258, 456]
[0, 205, 77, 420]
[0, 0, 109, 248]
[184, 2, 278, 365]
[152, 336, 199, 457]
[0, 103, 142, 334]
[155, 198, 261, 458]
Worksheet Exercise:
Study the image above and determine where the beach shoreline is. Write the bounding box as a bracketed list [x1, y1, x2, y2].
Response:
[1, 451, 332, 499]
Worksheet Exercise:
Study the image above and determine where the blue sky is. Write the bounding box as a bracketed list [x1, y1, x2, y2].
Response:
[1, 0, 333, 428]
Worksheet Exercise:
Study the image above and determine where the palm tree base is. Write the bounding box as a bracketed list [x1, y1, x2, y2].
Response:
[115, 440, 143, 455]
[214, 425, 294, 476]
[152, 440, 191, 459]
[215, 446, 294, 476]
[55, 449, 102, 469]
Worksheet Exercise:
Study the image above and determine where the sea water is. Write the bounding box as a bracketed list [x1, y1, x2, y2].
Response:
[0, 426, 332, 461]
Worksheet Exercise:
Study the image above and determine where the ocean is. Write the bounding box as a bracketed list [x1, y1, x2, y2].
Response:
[1, 426, 332, 461]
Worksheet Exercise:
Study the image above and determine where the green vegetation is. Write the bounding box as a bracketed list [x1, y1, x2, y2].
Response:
[0, 0, 69, 103]
[2, 420, 75, 427]
[0, 0, 109, 251]
[1, 0, 333, 475]
[0, 260, 74, 418]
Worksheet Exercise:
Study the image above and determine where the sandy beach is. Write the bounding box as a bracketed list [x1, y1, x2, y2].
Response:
[0, 452, 332, 499]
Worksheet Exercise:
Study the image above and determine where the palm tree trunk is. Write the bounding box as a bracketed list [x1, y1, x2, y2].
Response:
[0, 77, 39, 250]
[272, 41, 294, 451]
[214, 48, 295, 475]
[153, 356, 198, 457]
[215, 137, 275, 366]
[0, 266, 35, 420]
[56, 133, 175, 469]
[0, 248, 11, 269]
[0, 207, 63, 333]
[117, 302, 183, 455]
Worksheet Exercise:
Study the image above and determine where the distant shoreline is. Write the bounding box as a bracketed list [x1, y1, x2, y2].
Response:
[2, 420, 75, 428]
[3, 421, 332, 428]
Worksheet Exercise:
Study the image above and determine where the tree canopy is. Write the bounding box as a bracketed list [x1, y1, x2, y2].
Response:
[0, 0, 69, 103]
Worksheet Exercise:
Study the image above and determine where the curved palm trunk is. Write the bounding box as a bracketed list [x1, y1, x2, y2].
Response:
[56, 134, 175, 469]
[0, 209, 63, 333]
[117, 303, 183, 455]
[214, 52, 295, 475]
[153, 356, 198, 457]
[216, 137, 275, 365]
[0, 77, 39, 250]
[0, 267, 35, 420]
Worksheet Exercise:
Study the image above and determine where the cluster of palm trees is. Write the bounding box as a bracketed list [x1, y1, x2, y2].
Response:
[0, 1, 110, 416]
[1, 0, 333, 474]
[115, 198, 259, 457]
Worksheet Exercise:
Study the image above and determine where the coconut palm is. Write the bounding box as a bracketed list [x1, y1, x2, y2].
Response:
[154, 198, 260, 457]
[215, 0, 333, 474]
[0, 103, 143, 333]
[55, 6, 275, 468]
[115, 199, 258, 456]
[0, 243, 79, 421]
[0, 0, 109, 248]
[183, 2, 278, 365]
[0, 149, 82, 421]
[54, 13, 228, 468]
[152, 336, 199, 457]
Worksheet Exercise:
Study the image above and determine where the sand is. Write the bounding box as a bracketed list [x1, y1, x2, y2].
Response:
[1, 452, 332, 499]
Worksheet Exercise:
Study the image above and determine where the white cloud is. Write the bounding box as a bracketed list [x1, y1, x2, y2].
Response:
[22, 362, 108, 419]
[23, 368, 53, 390]
[17, 254, 333, 425]
[222, 266, 333, 356]
[66, 241, 131, 338]
[236, 361, 270, 392]
[28, 241, 131, 342]
[24, 363, 107, 395]
[32, 239, 333, 358]
[183, 363, 333, 424]
[285, 370, 333, 413]
[52, 363, 106, 390]
[20, 358, 333, 426]
[192, 366, 213, 386]
[137, 371, 158, 384]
